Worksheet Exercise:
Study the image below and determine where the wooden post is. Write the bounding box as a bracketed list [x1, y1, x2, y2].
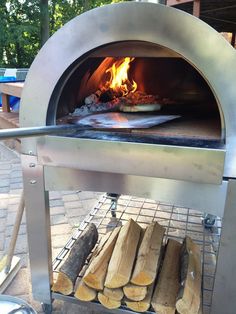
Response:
[1, 93, 11, 112]
[193, 0, 200, 17]
[166, 0, 201, 17]
[231, 32, 236, 48]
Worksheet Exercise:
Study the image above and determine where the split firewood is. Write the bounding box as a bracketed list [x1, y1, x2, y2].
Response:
[103, 287, 124, 301]
[83, 226, 121, 290]
[151, 239, 182, 314]
[125, 282, 154, 312]
[105, 219, 142, 288]
[52, 223, 98, 295]
[123, 283, 147, 301]
[131, 221, 165, 286]
[98, 292, 121, 309]
[176, 236, 202, 314]
[74, 279, 97, 301]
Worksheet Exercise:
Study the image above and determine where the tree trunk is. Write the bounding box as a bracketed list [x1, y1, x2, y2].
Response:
[40, 0, 50, 47]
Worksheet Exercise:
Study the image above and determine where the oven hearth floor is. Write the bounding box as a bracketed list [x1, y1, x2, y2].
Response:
[52, 194, 221, 314]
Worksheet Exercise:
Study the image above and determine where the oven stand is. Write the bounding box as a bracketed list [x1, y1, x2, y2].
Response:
[22, 155, 236, 314]
[22, 155, 53, 307]
[106, 193, 120, 217]
[211, 179, 236, 314]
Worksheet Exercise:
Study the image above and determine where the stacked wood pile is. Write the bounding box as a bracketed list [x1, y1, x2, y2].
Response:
[52, 219, 202, 314]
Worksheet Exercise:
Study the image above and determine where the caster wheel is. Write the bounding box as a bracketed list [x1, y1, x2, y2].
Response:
[203, 214, 216, 228]
[41, 303, 53, 314]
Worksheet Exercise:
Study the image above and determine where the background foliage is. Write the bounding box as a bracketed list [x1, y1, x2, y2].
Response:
[0, 0, 120, 68]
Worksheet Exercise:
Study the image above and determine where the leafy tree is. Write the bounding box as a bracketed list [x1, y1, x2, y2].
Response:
[0, 0, 121, 68]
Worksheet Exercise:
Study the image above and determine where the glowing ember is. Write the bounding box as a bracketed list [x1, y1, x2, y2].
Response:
[103, 57, 137, 96]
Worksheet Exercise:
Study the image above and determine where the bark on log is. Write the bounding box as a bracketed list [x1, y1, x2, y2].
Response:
[105, 219, 141, 288]
[125, 282, 154, 312]
[103, 287, 124, 301]
[83, 226, 121, 290]
[98, 292, 121, 309]
[176, 236, 202, 314]
[131, 221, 165, 286]
[74, 280, 97, 301]
[151, 239, 181, 314]
[123, 283, 147, 301]
[52, 223, 98, 295]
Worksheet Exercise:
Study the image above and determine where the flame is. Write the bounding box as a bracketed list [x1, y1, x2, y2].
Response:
[104, 57, 137, 96]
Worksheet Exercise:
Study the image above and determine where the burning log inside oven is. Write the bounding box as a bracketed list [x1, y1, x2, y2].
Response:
[73, 91, 163, 116]
[72, 57, 172, 116]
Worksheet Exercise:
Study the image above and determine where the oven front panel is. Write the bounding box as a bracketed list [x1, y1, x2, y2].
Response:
[37, 136, 225, 184]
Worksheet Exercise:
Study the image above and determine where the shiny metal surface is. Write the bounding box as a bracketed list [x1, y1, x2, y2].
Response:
[20, 2, 236, 177]
[0, 124, 89, 140]
[21, 155, 52, 304]
[44, 166, 227, 217]
[37, 136, 225, 184]
[211, 179, 236, 314]
[70, 113, 180, 128]
[0, 295, 37, 314]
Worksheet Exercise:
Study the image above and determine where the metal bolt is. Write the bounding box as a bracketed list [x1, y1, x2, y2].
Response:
[30, 180, 37, 184]
[29, 163, 36, 168]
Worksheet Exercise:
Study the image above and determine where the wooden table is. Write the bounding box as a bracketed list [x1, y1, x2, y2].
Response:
[0, 82, 24, 112]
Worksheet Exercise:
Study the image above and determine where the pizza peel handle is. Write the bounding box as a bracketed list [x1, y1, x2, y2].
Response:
[0, 114, 180, 140]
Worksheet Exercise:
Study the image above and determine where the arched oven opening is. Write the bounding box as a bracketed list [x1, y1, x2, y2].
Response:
[48, 41, 223, 148]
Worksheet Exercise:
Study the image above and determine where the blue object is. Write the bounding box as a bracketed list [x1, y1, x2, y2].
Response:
[0, 76, 16, 82]
[0, 76, 20, 111]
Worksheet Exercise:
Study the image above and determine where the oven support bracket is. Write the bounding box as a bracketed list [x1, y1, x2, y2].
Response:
[22, 154, 53, 305]
[211, 179, 236, 314]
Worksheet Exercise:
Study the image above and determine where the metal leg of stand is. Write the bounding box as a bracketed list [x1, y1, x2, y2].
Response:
[211, 179, 236, 314]
[22, 155, 52, 306]
[107, 193, 120, 217]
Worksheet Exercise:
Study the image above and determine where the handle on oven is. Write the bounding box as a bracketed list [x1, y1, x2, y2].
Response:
[0, 124, 93, 140]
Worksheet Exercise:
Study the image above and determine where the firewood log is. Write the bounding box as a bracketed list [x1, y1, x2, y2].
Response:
[125, 282, 154, 312]
[151, 239, 181, 314]
[98, 292, 121, 309]
[73, 97, 122, 116]
[176, 236, 202, 314]
[123, 283, 147, 301]
[52, 223, 98, 295]
[74, 280, 97, 301]
[105, 219, 141, 288]
[103, 287, 124, 301]
[83, 226, 121, 290]
[131, 221, 165, 286]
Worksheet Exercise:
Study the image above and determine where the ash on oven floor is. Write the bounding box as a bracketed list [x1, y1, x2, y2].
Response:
[52, 194, 221, 314]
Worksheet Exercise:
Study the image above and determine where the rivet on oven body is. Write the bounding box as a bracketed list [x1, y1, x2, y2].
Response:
[29, 163, 36, 168]
[30, 180, 37, 184]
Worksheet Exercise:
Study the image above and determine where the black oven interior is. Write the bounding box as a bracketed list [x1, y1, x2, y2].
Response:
[47, 42, 223, 148]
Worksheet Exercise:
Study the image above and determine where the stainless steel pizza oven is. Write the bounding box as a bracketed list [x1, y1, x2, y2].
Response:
[19, 2, 236, 314]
